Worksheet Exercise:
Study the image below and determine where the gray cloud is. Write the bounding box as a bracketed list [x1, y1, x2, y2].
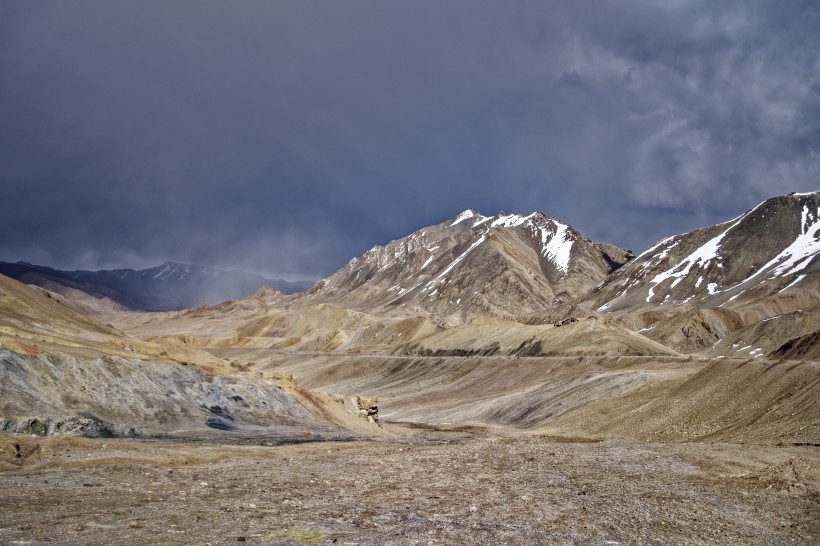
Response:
[1, 1, 817, 278]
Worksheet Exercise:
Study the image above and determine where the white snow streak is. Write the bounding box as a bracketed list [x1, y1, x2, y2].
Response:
[644, 213, 746, 302]
[153, 264, 173, 279]
[451, 210, 477, 226]
[780, 274, 807, 292]
[419, 255, 436, 271]
[490, 213, 536, 228]
[472, 216, 492, 228]
[758, 205, 820, 278]
[433, 236, 487, 281]
[541, 221, 573, 272]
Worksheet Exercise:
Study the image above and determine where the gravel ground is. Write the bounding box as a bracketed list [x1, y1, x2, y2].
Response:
[1, 426, 818, 545]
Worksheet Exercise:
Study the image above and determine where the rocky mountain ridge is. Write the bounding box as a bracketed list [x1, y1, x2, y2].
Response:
[5, 192, 816, 324]
[1, 191, 817, 362]
[300, 209, 632, 320]
[584, 192, 820, 314]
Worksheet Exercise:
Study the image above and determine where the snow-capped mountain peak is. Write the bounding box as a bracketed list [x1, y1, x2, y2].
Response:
[450, 209, 485, 226]
[586, 191, 820, 312]
[449, 211, 577, 272]
[302, 209, 631, 318]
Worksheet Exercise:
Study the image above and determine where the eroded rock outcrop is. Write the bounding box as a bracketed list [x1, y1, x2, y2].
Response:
[0, 349, 356, 440]
[329, 394, 380, 425]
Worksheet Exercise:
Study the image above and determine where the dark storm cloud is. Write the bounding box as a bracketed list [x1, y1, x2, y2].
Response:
[1, 1, 818, 278]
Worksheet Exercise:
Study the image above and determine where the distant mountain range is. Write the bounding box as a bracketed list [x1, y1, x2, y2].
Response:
[0, 261, 314, 311]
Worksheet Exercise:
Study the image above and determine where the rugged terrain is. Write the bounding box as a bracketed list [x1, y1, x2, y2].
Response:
[1, 429, 818, 545]
[1, 191, 819, 544]
[302, 210, 631, 321]
[84, 193, 819, 363]
[585, 192, 820, 314]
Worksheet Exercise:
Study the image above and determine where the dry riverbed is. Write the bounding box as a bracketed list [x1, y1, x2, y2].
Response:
[1, 426, 818, 545]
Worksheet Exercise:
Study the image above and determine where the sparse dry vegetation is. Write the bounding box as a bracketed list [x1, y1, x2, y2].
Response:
[1, 428, 818, 545]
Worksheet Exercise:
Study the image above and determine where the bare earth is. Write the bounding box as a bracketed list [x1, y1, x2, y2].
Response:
[2, 249, 820, 545]
[2, 425, 818, 546]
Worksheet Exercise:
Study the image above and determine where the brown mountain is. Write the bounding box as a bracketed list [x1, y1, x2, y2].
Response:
[299, 210, 632, 321]
[106, 196, 819, 359]
[579, 191, 820, 357]
[584, 192, 820, 314]
[0, 274, 375, 440]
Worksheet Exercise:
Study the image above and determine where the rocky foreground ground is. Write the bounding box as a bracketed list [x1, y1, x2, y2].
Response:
[1, 425, 818, 545]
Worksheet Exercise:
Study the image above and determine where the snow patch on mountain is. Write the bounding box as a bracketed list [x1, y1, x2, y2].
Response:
[435, 236, 487, 281]
[367, 210, 584, 283]
[633, 235, 675, 263]
[153, 264, 175, 280]
[420, 254, 436, 271]
[710, 203, 819, 301]
[780, 274, 807, 292]
[417, 236, 488, 295]
[481, 213, 578, 273]
[490, 213, 537, 228]
[472, 216, 492, 228]
[591, 193, 820, 311]
[643, 213, 744, 302]
[540, 221, 573, 272]
[451, 209, 482, 226]
[763, 204, 820, 277]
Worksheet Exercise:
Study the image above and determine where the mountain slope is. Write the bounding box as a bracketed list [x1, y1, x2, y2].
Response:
[0, 273, 381, 440]
[0, 272, 229, 367]
[91, 194, 819, 361]
[0, 261, 313, 311]
[584, 192, 820, 314]
[300, 210, 632, 320]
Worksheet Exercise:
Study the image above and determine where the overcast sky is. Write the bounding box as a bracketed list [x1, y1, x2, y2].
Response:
[1, 1, 818, 279]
